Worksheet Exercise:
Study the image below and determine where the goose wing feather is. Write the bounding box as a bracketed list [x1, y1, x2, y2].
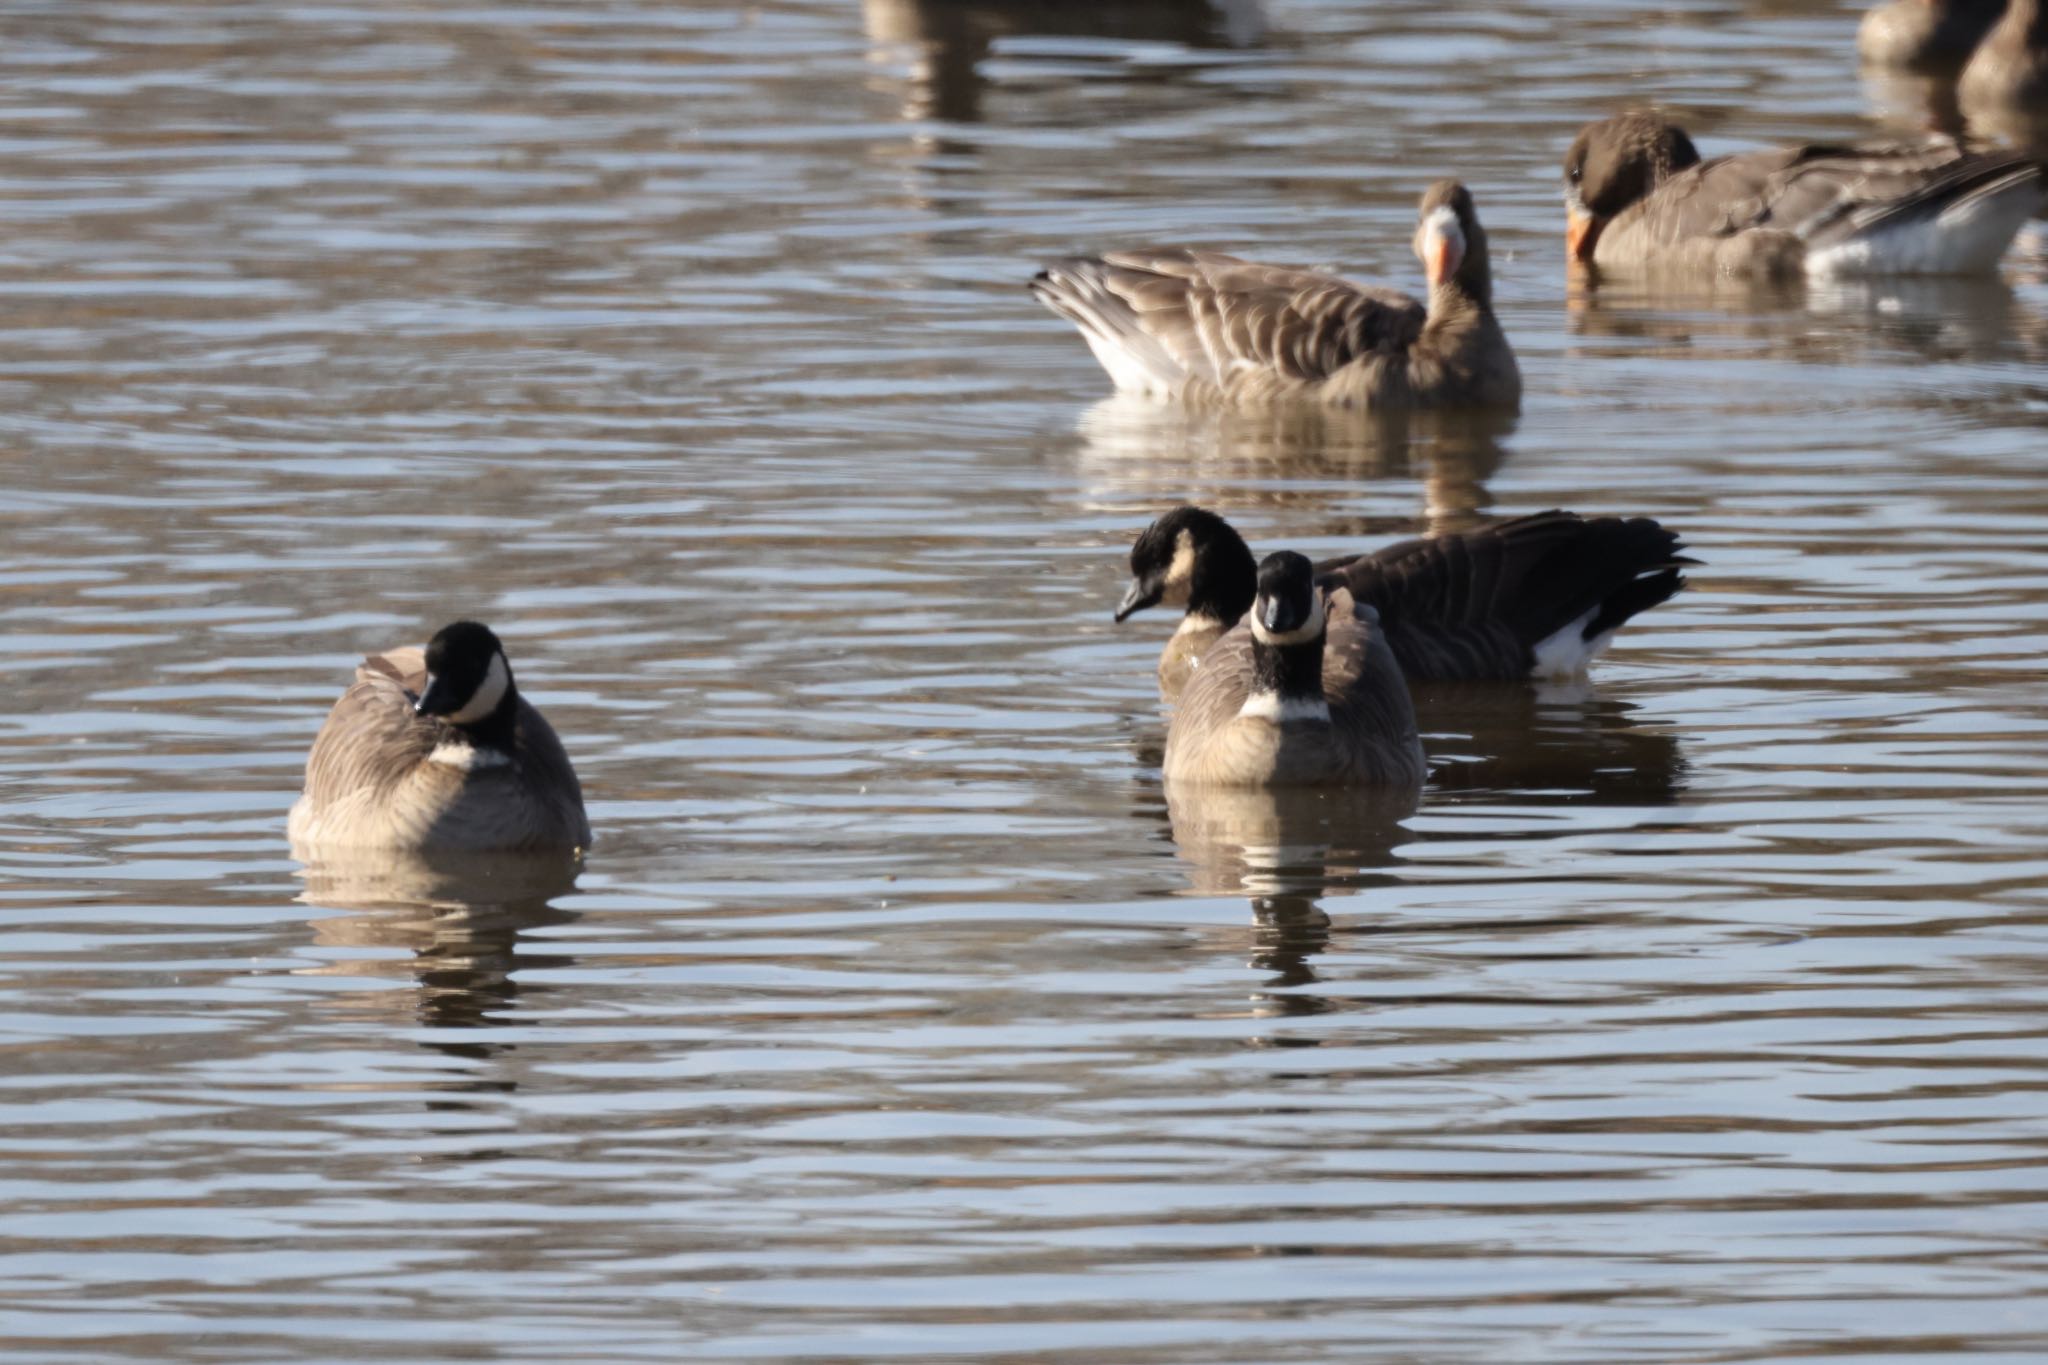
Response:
[1033, 248, 1426, 393]
[1319, 511, 1690, 681]
[1623, 141, 2043, 249]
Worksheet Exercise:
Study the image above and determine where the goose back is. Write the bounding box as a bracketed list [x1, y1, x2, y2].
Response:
[288, 647, 589, 853]
[1570, 114, 2045, 276]
[1033, 248, 1427, 403]
[1032, 182, 1518, 409]
[1324, 510, 1690, 682]
[1163, 587, 1425, 788]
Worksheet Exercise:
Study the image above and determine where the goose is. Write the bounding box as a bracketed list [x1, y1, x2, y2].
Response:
[1031, 179, 1520, 410]
[1163, 551, 1426, 788]
[1563, 110, 2045, 277]
[1858, 0, 2004, 71]
[288, 621, 590, 853]
[1959, 0, 2048, 144]
[1116, 506, 1690, 700]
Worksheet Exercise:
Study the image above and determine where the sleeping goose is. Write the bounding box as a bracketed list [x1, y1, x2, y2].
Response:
[1031, 179, 1519, 410]
[1163, 551, 1426, 789]
[1116, 506, 1690, 700]
[1959, 0, 2048, 146]
[288, 621, 590, 853]
[1563, 110, 2045, 278]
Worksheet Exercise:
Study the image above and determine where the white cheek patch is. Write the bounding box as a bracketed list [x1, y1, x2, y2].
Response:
[445, 652, 510, 726]
[1160, 530, 1197, 608]
[428, 742, 511, 771]
[1248, 591, 1325, 647]
[1238, 692, 1332, 724]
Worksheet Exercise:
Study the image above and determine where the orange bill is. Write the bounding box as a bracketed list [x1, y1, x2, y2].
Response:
[1425, 230, 1463, 287]
[1566, 208, 1602, 264]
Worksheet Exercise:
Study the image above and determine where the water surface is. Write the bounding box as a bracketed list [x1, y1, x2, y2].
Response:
[4, 1, 2048, 1359]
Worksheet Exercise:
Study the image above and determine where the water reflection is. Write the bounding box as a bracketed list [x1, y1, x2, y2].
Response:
[1862, 63, 1969, 137]
[1420, 683, 1688, 808]
[1166, 785, 1413, 1017]
[864, 0, 1266, 122]
[295, 849, 581, 1066]
[1073, 394, 1513, 531]
[1566, 272, 2043, 366]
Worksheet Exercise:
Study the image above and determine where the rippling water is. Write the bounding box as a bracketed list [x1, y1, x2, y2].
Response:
[5, 1, 2048, 1359]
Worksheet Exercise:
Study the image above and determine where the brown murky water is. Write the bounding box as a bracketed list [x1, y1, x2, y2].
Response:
[4, 1, 2048, 1360]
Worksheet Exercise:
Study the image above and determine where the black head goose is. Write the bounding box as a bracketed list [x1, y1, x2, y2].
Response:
[1162, 552, 1426, 788]
[1031, 179, 1520, 410]
[1563, 110, 2046, 278]
[1959, 0, 2048, 146]
[1858, 0, 2005, 71]
[288, 621, 590, 853]
[1118, 506, 1691, 700]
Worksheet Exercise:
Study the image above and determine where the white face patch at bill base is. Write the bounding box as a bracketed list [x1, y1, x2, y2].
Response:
[1248, 589, 1325, 647]
[1417, 204, 1466, 283]
[1237, 691, 1332, 724]
[428, 742, 511, 771]
[445, 653, 510, 725]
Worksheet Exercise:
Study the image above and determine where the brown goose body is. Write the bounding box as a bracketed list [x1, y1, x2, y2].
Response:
[1859, 0, 2004, 70]
[1959, 0, 2048, 145]
[1033, 180, 1519, 411]
[288, 645, 590, 853]
[1163, 586, 1426, 789]
[1122, 507, 1689, 701]
[1564, 111, 2046, 278]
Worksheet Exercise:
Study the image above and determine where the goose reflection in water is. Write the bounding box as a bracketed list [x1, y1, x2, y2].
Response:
[1073, 393, 1514, 535]
[1419, 683, 1688, 809]
[864, 0, 1266, 124]
[294, 848, 581, 1075]
[1165, 785, 1415, 1019]
[1158, 690, 1687, 1018]
[1566, 271, 2047, 370]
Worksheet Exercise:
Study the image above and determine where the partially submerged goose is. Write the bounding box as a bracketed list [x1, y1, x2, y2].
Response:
[1858, 0, 2004, 71]
[1117, 506, 1691, 700]
[1163, 551, 1426, 789]
[288, 621, 590, 853]
[1563, 110, 2045, 277]
[1032, 179, 1519, 410]
[1959, 0, 2048, 145]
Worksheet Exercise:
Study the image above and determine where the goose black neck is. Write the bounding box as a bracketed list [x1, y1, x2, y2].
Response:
[1251, 634, 1327, 700]
[1191, 535, 1258, 626]
[453, 686, 520, 752]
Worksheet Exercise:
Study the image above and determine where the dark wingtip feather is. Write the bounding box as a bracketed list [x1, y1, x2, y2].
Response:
[1582, 566, 1687, 641]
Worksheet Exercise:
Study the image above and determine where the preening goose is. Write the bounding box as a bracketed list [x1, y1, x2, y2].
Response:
[288, 621, 590, 854]
[1563, 111, 2045, 278]
[1032, 179, 1520, 410]
[1163, 551, 1426, 789]
[1858, 0, 2004, 71]
[1117, 506, 1691, 700]
[1959, 0, 2048, 145]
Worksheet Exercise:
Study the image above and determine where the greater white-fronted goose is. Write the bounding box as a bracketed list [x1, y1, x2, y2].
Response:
[1563, 110, 2046, 277]
[1162, 552, 1426, 789]
[1859, 0, 2005, 70]
[1116, 506, 1691, 700]
[1959, 0, 2048, 145]
[288, 621, 590, 853]
[1032, 180, 1520, 410]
